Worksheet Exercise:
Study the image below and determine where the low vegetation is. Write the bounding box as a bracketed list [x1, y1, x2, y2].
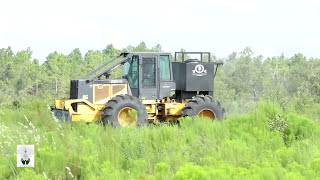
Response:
[1, 100, 319, 179]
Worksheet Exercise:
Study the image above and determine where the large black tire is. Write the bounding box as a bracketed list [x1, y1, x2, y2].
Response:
[101, 94, 148, 127]
[181, 95, 225, 120]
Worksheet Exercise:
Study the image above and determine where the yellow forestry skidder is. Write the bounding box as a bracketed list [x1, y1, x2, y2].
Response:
[52, 52, 224, 127]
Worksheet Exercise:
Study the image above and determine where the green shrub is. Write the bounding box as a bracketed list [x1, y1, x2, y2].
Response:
[284, 114, 315, 145]
[17, 168, 44, 180]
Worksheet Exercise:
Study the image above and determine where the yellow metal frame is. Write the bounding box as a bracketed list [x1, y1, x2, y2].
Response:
[54, 83, 130, 122]
[141, 99, 186, 122]
[141, 99, 158, 123]
[55, 99, 104, 122]
[55, 97, 188, 123]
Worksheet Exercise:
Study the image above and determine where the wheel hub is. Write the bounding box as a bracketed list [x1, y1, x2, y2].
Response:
[198, 109, 216, 120]
[117, 107, 138, 126]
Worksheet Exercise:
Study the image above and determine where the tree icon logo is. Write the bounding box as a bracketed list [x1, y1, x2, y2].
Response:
[17, 145, 34, 167]
[192, 64, 207, 76]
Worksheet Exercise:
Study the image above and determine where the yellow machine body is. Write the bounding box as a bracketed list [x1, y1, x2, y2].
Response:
[53, 83, 188, 123]
[54, 98, 187, 123]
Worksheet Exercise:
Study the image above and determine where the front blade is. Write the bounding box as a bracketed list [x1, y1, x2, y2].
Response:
[51, 108, 71, 122]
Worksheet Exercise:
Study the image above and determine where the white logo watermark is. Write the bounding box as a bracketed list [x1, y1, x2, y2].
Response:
[192, 64, 207, 76]
[17, 145, 34, 167]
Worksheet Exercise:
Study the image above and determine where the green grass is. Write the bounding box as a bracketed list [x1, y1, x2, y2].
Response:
[1, 100, 320, 179]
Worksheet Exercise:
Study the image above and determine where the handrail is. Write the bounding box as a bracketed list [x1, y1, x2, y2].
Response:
[174, 52, 211, 62]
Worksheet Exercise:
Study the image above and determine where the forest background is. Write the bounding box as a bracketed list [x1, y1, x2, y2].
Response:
[0, 42, 319, 117]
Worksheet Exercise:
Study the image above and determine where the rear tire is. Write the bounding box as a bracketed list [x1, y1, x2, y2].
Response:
[181, 95, 225, 120]
[101, 95, 148, 127]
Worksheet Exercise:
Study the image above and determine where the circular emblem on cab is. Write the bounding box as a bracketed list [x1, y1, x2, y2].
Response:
[194, 64, 205, 74]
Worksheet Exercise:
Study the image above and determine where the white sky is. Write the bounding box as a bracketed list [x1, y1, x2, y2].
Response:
[1, 0, 320, 62]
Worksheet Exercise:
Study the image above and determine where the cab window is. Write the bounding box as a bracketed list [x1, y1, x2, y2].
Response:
[142, 57, 156, 88]
[127, 56, 139, 88]
[159, 55, 171, 81]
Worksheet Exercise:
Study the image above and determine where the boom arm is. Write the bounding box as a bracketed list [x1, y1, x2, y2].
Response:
[80, 53, 133, 82]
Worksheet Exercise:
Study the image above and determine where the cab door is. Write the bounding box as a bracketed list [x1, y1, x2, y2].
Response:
[158, 55, 175, 99]
[139, 55, 158, 99]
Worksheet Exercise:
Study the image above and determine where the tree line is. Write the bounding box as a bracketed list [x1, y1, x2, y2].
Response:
[0, 42, 319, 117]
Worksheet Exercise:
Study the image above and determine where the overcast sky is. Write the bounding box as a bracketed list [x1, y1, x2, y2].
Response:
[1, 0, 320, 62]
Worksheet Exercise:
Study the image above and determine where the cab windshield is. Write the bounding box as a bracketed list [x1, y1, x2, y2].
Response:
[127, 56, 139, 88]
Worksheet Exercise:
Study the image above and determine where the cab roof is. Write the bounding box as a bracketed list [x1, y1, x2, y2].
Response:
[120, 52, 171, 57]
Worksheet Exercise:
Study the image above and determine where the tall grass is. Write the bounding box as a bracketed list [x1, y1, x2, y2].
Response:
[0, 100, 320, 179]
